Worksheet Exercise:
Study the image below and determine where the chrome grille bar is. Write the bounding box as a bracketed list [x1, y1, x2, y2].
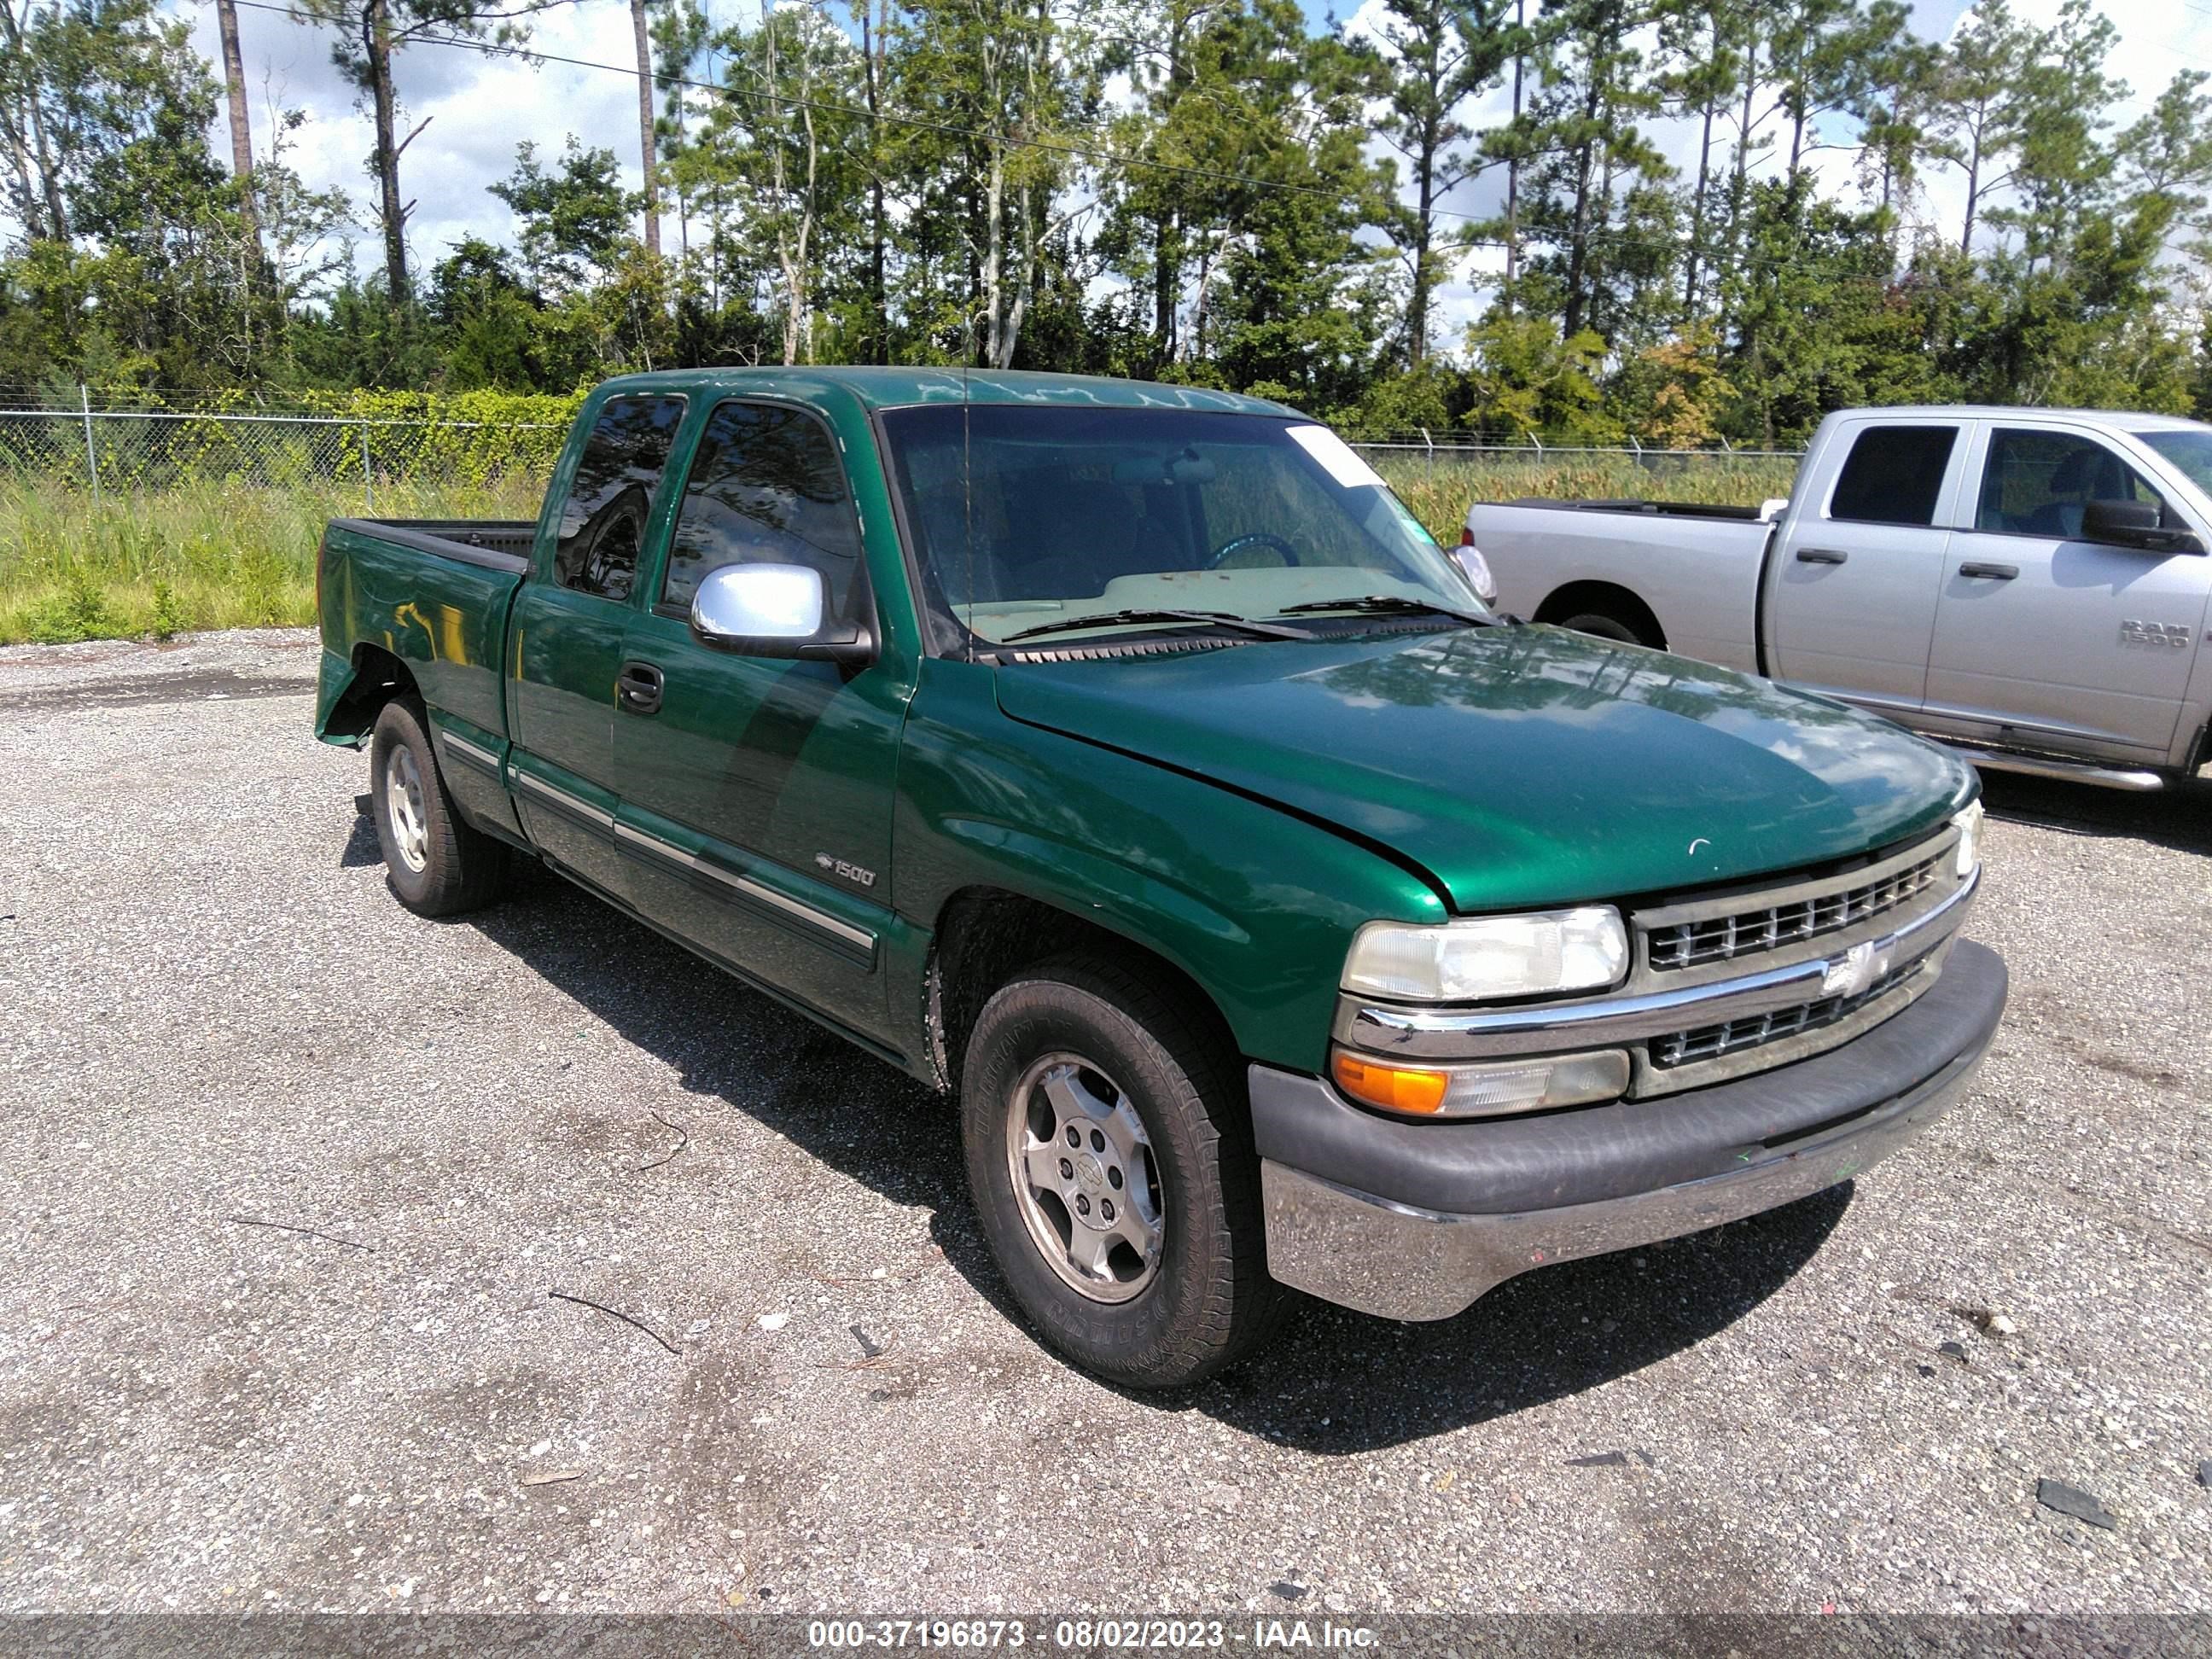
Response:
[1643, 841, 1951, 974]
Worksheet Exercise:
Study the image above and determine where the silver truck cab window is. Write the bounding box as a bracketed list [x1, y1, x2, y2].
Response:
[1829, 425, 1957, 526]
[1976, 428, 2168, 538]
[554, 394, 688, 600]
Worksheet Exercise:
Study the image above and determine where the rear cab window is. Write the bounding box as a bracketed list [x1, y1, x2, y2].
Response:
[552, 394, 688, 601]
[1826, 424, 1958, 527]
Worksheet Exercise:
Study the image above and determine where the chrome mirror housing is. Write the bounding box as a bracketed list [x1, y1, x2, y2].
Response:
[691, 562, 826, 642]
[687, 562, 875, 664]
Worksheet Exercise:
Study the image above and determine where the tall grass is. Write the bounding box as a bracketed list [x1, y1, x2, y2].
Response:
[0, 451, 1796, 647]
[1376, 451, 1799, 546]
[0, 474, 543, 645]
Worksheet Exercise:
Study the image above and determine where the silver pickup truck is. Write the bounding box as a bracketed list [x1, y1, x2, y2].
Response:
[1465, 406, 2212, 790]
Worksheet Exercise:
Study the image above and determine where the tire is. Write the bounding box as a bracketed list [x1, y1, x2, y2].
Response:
[959, 955, 1293, 1388]
[1557, 608, 1650, 647]
[368, 699, 508, 917]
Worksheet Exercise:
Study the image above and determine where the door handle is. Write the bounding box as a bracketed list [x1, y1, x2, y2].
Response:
[615, 661, 665, 715]
[1796, 547, 1848, 565]
[1958, 562, 2018, 580]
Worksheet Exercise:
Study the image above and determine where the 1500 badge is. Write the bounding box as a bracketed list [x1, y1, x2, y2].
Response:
[815, 853, 878, 888]
[2120, 619, 2192, 649]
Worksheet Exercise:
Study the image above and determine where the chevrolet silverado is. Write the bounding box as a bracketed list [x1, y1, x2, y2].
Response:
[317, 369, 2006, 1387]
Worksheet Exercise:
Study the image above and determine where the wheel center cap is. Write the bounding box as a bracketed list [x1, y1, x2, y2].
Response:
[1074, 1152, 1106, 1196]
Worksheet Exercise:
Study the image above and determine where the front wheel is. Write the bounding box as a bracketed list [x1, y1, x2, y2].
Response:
[959, 956, 1292, 1388]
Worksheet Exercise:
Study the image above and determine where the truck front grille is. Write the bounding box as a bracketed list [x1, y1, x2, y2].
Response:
[1644, 846, 1947, 972]
[1649, 956, 1924, 1070]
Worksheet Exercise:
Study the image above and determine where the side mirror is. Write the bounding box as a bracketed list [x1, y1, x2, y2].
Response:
[1451, 545, 1499, 606]
[2081, 498, 2206, 555]
[690, 562, 875, 663]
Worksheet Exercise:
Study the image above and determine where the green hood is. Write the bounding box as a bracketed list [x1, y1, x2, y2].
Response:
[994, 625, 1973, 913]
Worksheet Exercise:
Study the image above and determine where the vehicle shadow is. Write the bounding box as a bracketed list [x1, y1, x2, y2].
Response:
[341, 795, 383, 867]
[1976, 769, 2212, 857]
[433, 828, 1849, 1453]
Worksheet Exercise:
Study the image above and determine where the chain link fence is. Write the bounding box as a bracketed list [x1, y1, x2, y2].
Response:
[0, 399, 1805, 526]
[0, 401, 569, 509]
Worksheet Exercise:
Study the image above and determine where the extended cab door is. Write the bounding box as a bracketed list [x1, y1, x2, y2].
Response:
[1920, 421, 2211, 762]
[611, 398, 906, 1028]
[1765, 418, 1966, 715]
[506, 392, 689, 898]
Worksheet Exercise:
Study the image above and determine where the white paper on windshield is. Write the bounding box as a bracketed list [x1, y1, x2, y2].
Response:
[1286, 424, 1388, 491]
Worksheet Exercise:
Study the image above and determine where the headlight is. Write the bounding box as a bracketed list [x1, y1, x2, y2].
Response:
[1952, 800, 1983, 878]
[1342, 906, 1628, 1003]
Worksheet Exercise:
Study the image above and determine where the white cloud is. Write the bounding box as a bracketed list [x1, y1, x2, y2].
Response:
[174, 0, 657, 280]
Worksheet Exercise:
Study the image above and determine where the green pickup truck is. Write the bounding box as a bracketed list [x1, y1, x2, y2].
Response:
[316, 368, 2006, 1387]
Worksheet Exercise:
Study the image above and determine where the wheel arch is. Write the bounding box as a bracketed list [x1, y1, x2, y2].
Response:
[1532, 580, 1667, 649]
[923, 886, 1240, 1096]
[319, 643, 419, 746]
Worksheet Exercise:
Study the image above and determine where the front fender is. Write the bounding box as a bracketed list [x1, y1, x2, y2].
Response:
[892, 660, 1444, 1074]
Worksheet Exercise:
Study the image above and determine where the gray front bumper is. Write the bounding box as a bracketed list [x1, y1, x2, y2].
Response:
[1254, 938, 2005, 1322]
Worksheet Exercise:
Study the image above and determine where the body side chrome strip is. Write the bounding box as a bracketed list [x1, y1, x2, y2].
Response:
[509, 765, 615, 830]
[612, 819, 876, 952]
[437, 729, 502, 772]
[1338, 868, 1979, 1059]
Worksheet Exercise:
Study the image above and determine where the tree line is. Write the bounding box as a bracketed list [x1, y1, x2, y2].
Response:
[5, 0, 2212, 444]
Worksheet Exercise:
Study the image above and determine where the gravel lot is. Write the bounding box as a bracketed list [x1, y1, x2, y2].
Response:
[0, 628, 2207, 1619]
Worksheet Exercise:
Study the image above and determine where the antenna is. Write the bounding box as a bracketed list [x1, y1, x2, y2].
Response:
[962, 305, 981, 664]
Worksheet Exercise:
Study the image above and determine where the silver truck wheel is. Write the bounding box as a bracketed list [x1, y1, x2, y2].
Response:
[383, 744, 430, 874]
[960, 955, 1294, 1388]
[1004, 1053, 1164, 1304]
[367, 699, 509, 918]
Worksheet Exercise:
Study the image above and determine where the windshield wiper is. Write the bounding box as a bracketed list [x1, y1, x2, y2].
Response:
[1276, 594, 1497, 627]
[1003, 608, 1313, 643]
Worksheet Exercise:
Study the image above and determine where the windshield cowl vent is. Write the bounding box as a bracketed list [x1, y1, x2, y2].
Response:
[987, 636, 1247, 666]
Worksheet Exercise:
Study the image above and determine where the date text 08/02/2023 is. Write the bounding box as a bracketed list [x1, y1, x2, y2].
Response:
[805, 1617, 1382, 1650]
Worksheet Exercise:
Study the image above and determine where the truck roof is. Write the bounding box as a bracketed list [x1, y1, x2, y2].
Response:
[590, 365, 1302, 419]
[1834, 405, 2209, 433]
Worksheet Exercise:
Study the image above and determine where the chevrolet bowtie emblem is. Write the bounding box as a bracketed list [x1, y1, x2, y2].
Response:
[1822, 940, 1889, 998]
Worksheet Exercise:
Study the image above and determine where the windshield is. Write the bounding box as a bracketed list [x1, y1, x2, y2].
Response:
[877, 405, 1486, 646]
[2139, 427, 2212, 496]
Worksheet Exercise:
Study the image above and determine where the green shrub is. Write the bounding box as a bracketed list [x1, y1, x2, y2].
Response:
[148, 577, 186, 640]
[22, 568, 115, 644]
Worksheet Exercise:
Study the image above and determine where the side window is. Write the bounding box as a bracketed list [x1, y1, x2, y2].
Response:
[553, 395, 687, 601]
[661, 402, 864, 620]
[1975, 428, 2168, 538]
[1828, 425, 1958, 526]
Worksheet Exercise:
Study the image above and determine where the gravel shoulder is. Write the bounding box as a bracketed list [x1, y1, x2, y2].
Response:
[0, 630, 2206, 1616]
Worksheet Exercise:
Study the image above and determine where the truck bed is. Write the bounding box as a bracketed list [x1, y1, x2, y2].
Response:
[1498, 497, 1773, 522]
[1470, 499, 1773, 673]
[317, 517, 536, 753]
[324, 517, 536, 571]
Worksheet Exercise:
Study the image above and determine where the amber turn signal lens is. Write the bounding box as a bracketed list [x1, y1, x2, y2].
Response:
[1331, 1051, 1448, 1115]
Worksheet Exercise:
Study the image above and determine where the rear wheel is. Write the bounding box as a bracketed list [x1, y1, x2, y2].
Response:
[368, 699, 508, 917]
[960, 956, 1292, 1388]
[1557, 608, 1650, 646]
